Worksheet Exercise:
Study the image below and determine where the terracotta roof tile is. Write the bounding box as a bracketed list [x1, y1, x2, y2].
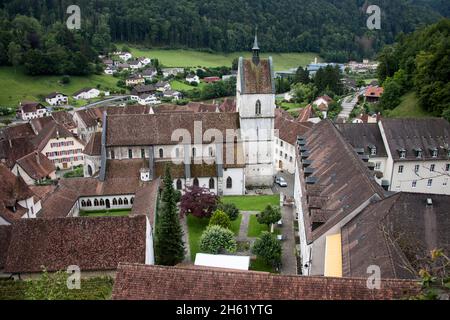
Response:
[0, 225, 12, 269]
[4, 216, 147, 273]
[112, 263, 420, 300]
[275, 108, 314, 145]
[16, 152, 55, 180]
[240, 58, 274, 94]
[83, 132, 102, 156]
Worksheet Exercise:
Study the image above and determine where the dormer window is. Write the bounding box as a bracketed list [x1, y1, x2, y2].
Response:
[414, 148, 422, 158]
[430, 148, 438, 158]
[398, 148, 406, 159]
[369, 145, 376, 156]
[255, 100, 261, 115]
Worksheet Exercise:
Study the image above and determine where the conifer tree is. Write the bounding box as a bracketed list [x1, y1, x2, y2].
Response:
[154, 165, 185, 265]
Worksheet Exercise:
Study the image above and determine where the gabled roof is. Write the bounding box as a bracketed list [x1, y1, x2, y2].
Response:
[20, 102, 46, 113]
[275, 108, 314, 145]
[364, 86, 384, 98]
[16, 152, 55, 180]
[106, 113, 240, 147]
[296, 104, 317, 122]
[45, 92, 67, 99]
[380, 118, 450, 161]
[31, 122, 77, 151]
[112, 263, 420, 300]
[335, 123, 387, 157]
[297, 120, 385, 243]
[83, 132, 102, 156]
[51, 111, 77, 130]
[0, 137, 36, 168]
[342, 192, 450, 279]
[73, 87, 96, 96]
[4, 216, 147, 273]
[239, 58, 274, 94]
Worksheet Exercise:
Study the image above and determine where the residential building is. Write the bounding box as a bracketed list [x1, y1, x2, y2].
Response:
[142, 68, 157, 80]
[18, 102, 49, 121]
[83, 132, 102, 177]
[162, 67, 184, 78]
[204, 76, 221, 83]
[126, 74, 145, 87]
[186, 74, 200, 84]
[0, 164, 42, 225]
[73, 88, 101, 100]
[12, 151, 56, 185]
[364, 86, 384, 103]
[45, 92, 68, 106]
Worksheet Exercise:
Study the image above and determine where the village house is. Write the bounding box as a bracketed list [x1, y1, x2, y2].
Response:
[155, 81, 171, 92]
[111, 263, 420, 300]
[0, 164, 42, 225]
[0, 123, 37, 168]
[18, 102, 49, 121]
[138, 57, 152, 66]
[32, 121, 85, 170]
[73, 108, 102, 142]
[131, 84, 157, 97]
[163, 90, 182, 101]
[104, 66, 117, 75]
[126, 74, 146, 87]
[352, 112, 381, 124]
[186, 74, 200, 84]
[0, 215, 154, 279]
[73, 88, 101, 100]
[11, 151, 56, 185]
[162, 67, 184, 78]
[364, 86, 384, 103]
[118, 52, 132, 61]
[129, 60, 143, 70]
[142, 68, 157, 80]
[312, 95, 332, 119]
[203, 76, 221, 83]
[117, 63, 130, 71]
[45, 92, 68, 106]
[83, 132, 102, 177]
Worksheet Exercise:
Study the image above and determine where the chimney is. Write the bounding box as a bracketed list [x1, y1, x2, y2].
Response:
[426, 198, 433, 206]
[35, 151, 40, 165]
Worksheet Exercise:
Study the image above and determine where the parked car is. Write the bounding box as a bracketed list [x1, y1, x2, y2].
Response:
[275, 176, 287, 187]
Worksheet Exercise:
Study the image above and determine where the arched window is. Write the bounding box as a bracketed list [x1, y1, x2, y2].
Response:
[87, 199, 92, 207]
[87, 165, 93, 176]
[81, 200, 86, 207]
[94, 199, 99, 206]
[209, 178, 215, 189]
[118, 198, 123, 205]
[100, 199, 105, 206]
[159, 148, 164, 158]
[130, 197, 134, 204]
[176, 179, 182, 190]
[193, 178, 199, 187]
[113, 198, 117, 205]
[226, 177, 232, 189]
[124, 198, 129, 205]
[255, 100, 261, 115]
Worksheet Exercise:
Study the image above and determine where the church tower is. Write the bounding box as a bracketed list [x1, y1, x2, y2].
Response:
[237, 31, 275, 187]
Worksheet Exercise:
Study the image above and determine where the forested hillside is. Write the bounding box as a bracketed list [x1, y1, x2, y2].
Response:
[377, 19, 450, 120]
[0, 0, 447, 76]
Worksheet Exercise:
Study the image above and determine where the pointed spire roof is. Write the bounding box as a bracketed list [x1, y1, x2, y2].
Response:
[252, 28, 259, 50]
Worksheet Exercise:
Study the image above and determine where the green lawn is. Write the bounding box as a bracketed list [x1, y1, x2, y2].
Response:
[120, 45, 319, 71]
[169, 80, 206, 91]
[79, 209, 131, 217]
[249, 257, 276, 273]
[0, 277, 113, 300]
[221, 195, 279, 212]
[247, 214, 281, 238]
[0, 66, 121, 107]
[387, 91, 432, 118]
[279, 101, 307, 111]
[186, 214, 242, 261]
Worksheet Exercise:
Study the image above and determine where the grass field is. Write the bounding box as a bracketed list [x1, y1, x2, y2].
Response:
[79, 209, 131, 217]
[387, 91, 432, 118]
[0, 66, 121, 107]
[249, 257, 276, 273]
[186, 214, 243, 261]
[120, 46, 319, 71]
[169, 80, 206, 91]
[247, 215, 281, 238]
[221, 195, 279, 212]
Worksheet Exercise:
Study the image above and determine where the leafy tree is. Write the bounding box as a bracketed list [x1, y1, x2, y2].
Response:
[292, 83, 318, 103]
[154, 165, 185, 265]
[209, 210, 231, 229]
[257, 205, 282, 232]
[294, 66, 310, 84]
[380, 77, 402, 110]
[216, 202, 240, 221]
[25, 269, 70, 300]
[252, 232, 282, 268]
[7, 42, 21, 71]
[180, 185, 219, 218]
[199, 225, 237, 254]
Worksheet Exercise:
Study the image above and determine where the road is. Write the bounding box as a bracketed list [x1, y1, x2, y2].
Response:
[75, 95, 130, 111]
[337, 94, 358, 121]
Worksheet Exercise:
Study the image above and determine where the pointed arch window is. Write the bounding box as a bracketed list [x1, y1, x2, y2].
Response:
[255, 100, 261, 115]
[118, 198, 123, 205]
[159, 148, 164, 158]
[131, 197, 134, 204]
[86, 199, 92, 207]
[209, 178, 215, 189]
[113, 198, 117, 205]
[226, 177, 232, 189]
[193, 178, 199, 187]
[100, 199, 105, 206]
[81, 200, 86, 207]
[94, 199, 99, 206]
[176, 179, 182, 190]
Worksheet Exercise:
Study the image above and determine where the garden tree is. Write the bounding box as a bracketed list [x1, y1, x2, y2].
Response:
[231, 57, 239, 70]
[199, 225, 237, 254]
[7, 42, 21, 72]
[216, 202, 239, 221]
[257, 205, 282, 232]
[275, 77, 292, 94]
[379, 77, 402, 110]
[154, 165, 185, 265]
[180, 185, 218, 218]
[292, 83, 317, 103]
[313, 65, 343, 96]
[252, 232, 282, 268]
[376, 45, 400, 83]
[25, 269, 71, 300]
[413, 249, 450, 300]
[209, 210, 231, 229]
[294, 66, 310, 84]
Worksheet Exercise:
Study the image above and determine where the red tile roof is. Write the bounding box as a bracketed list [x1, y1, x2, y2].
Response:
[275, 108, 314, 145]
[364, 86, 384, 98]
[112, 263, 420, 300]
[240, 58, 274, 94]
[0, 225, 12, 269]
[83, 132, 102, 156]
[16, 152, 55, 180]
[4, 216, 147, 273]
